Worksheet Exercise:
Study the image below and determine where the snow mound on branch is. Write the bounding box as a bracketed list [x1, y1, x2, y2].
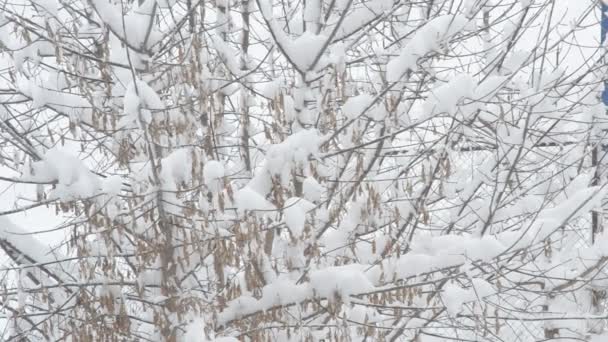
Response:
[265, 129, 322, 175]
[134, 80, 164, 110]
[211, 36, 241, 76]
[310, 264, 374, 299]
[422, 74, 509, 118]
[91, 0, 163, 50]
[498, 185, 607, 249]
[342, 94, 375, 120]
[122, 79, 164, 126]
[260, 5, 328, 71]
[370, 234, 507, 285]
[218, 266, 373, 324]
[0, 217, 56, 264]
[235, 187, 276, 214]
[183, 317, 238, 341]
[442, 278, 496, 316]
[302, 176, 323, 203]
[16, 75, 90, 118]
[283, 197, 315, 236]
[387, 14, 469, 82]
[0, 217, 74, 287]
[102, 175, 123, 197]
[203, 160, 225, 192]
[424, 74, 476, 115]
[159, 148, 191, 189]
[286, 32, 328, 70]
[218, 277, 310, 325]
[23, 149, 101, 200]
[333, 0, 393, 40]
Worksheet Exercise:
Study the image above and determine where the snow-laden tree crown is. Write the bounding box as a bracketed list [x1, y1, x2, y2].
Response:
[0, 0, 607, 341]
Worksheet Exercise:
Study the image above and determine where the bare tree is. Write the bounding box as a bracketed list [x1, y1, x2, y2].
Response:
[0, 0, 607, 341]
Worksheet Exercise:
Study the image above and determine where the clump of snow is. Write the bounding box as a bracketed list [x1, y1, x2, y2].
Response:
[424, 74, 476, 115]
[90, 0, 163, 50]
[23, 149, 101, 200]
[102, 175, 123, 196]
[283, 197, 315, 236]
[342, 94, 375, 120]
[15, 75, 91, 121]
[124, 80, 163, 115]
[183, 317, 238, 342]
[286, 32, 328, 70]
[120, 79, 164, 128]
[234, 187, 276, 214]
[302, 176, 323, 203]
[159, 148, 191, 189]
[211, 36, 241, 76]
[0, 217, 56, 264]
[203, 160, 225, 192]
[310, 264, 374, 300]
[261, 8, 328, 71]
[367, 234, 507, 286]
[387, 14, 468, 82]
[184, 318, 206, 341]
[0, 19, 55, 70]
[498, 186, 606, 250]
[260, 79, 282, 99]
[442, 278, 495, 316]
[218, 266, 374, 325]
[410, 234, 506, 262]
[264, 129, 322, 177]
[219, 278, 311, 325]
[0, 217, 73, 290]
[333, 0, 393, 40]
